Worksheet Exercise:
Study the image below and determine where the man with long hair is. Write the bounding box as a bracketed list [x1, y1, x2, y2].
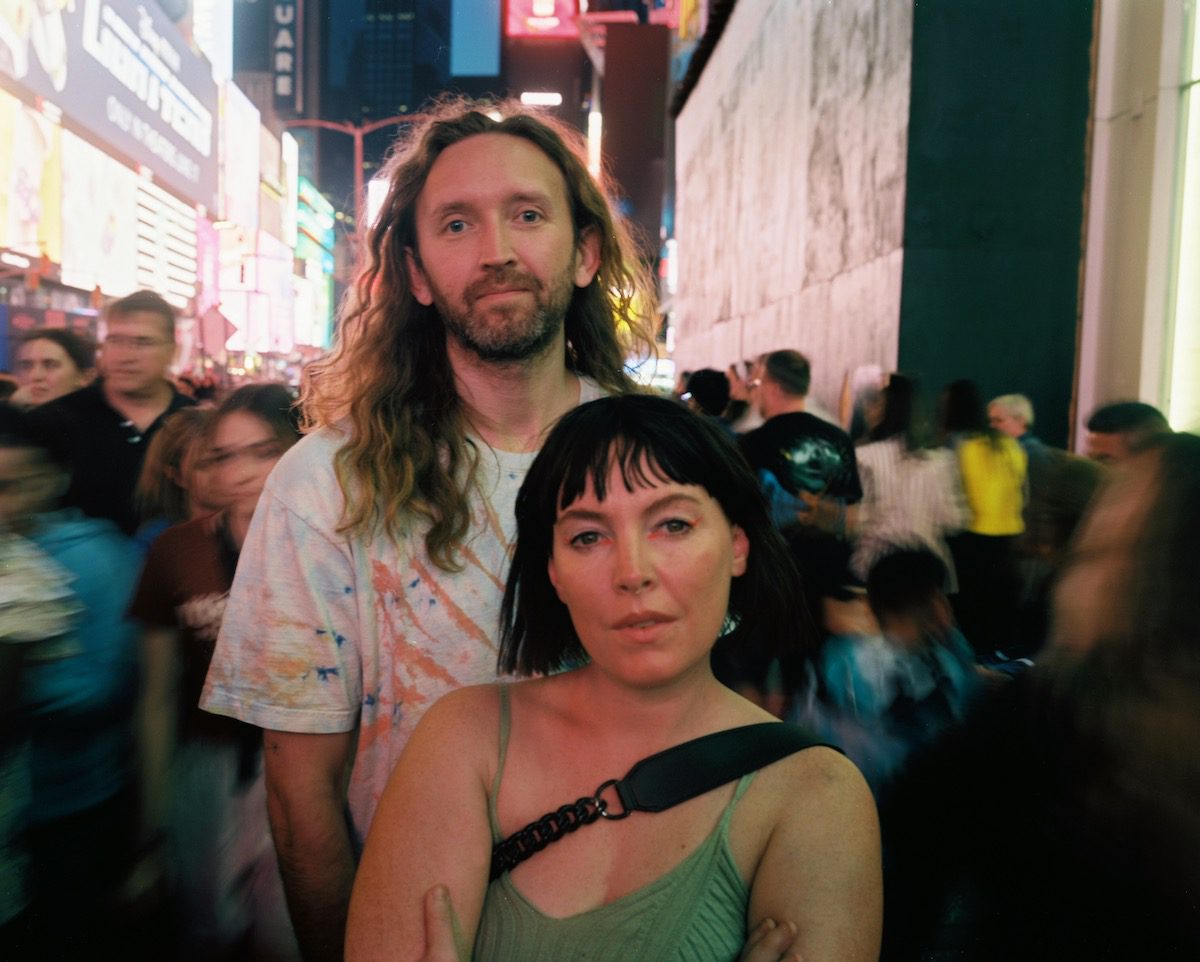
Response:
[200, 98, 656, 961]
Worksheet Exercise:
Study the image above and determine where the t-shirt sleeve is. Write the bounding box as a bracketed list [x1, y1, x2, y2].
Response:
[128, 530, 181, 628]
[200, 481, 363, 734]
[834, 434, 864, 504]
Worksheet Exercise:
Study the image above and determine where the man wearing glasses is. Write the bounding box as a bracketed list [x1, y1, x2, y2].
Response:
[29, 290, 195, 535]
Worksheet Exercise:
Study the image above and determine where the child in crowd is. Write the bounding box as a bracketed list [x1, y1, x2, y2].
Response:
[802, 546, 982, 796]
[0, 403, 144, 958]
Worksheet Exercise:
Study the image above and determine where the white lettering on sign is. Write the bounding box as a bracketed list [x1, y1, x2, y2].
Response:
[80, 0, 214, 166]
[273, 1, 300, 109]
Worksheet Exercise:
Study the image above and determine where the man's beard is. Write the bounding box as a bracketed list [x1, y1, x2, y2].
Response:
[433, 260, 577, 363]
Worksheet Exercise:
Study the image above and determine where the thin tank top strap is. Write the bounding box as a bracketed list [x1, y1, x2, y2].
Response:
[716, 771, 756, 836]
[487, 683, 511, 843]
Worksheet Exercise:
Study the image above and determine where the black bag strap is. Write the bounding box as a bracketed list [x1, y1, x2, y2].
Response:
[489, 722, 830, 881]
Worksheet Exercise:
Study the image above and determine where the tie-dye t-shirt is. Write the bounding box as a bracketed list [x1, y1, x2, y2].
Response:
[200, 379, 603, 842]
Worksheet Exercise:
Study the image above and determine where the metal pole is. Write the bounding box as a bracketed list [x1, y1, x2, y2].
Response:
[281, 115, 426, 237]
[354, 128, 365, 232]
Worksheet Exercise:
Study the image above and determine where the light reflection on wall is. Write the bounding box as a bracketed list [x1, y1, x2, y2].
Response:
[1167, 10, 1200, 431]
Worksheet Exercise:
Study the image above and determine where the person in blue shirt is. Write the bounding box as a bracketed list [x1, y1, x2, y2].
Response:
[810, 546, 983, 796]
[0, 403, 143, 957]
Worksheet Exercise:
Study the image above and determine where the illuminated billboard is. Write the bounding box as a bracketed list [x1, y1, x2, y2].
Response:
[59, 130, 138, 296]
[135, 178, 199, 310]
[0, 90, 62, 262]
[220, 81, 260, 234]
[0, 0, 219, 210]
[507, 0, 579, 40]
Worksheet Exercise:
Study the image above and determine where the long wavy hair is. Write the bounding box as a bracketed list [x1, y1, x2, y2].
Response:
[302, 97, 657, 571]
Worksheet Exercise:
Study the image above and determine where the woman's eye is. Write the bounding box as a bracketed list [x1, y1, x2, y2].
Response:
[660, 518, 693, 535]
[569, 530, 601, 547]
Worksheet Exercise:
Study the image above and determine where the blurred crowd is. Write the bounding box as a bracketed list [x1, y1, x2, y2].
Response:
[1, 292, 300, 960]
[0, 287, 1196, 961]
[677, 353, 1198, 960]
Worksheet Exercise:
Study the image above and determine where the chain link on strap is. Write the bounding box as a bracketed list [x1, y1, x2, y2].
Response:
[489, 788, 614, 880]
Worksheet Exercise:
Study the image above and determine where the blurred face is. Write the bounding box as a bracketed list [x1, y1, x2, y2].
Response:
[15, 338, 90, 405]
[1086, 431, 1134, 465]
[0, 447, 62, 534]
[988, 404, 1025, 439]
[100, 310, 175, 395]
[407, 133, 600, 363]
[181, 436, 225, 518]
[748, 360, 769, 418]
[547, 458, 749, 691]
[207, 412, 287, 517]
[1051, 450, 1159, 651]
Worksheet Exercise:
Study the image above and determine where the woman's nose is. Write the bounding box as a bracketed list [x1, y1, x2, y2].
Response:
[613, 538, 653, 593]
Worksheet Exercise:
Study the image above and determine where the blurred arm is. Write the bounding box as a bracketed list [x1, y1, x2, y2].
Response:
[135, 626, 180, 842]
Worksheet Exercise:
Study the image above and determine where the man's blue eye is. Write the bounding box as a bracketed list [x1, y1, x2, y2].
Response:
[446, 219, 466, 233]
[519, 210, 541, 223]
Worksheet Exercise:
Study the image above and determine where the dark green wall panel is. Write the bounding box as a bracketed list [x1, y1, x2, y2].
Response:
[898, 0, 1095, 447]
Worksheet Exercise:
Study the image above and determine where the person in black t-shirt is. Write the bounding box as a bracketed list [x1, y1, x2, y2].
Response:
[29, 291, 196, 536]
[739, 349, 862, 537]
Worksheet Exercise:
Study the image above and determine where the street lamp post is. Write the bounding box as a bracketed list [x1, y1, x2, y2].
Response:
[283, 115, 426, 233]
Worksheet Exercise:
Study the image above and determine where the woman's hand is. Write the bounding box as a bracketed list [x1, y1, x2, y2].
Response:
[739, 918, 803, 962]
[417, 886, 466, 962]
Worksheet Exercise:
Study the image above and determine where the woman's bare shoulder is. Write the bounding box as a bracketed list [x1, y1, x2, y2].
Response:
[413, 683, 505, 746]
[748, 741, 875, 826]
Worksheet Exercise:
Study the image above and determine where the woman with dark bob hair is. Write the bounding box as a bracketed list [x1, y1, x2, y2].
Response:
[348, 395, 882, 962]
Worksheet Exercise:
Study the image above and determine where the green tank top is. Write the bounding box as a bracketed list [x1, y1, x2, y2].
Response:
[472, 685, 753, 961]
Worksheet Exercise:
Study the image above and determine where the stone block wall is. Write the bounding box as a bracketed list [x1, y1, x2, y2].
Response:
[673, 0, 912, 411]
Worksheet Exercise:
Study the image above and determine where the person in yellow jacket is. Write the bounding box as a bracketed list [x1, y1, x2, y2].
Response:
[939, 380, 1027, 659]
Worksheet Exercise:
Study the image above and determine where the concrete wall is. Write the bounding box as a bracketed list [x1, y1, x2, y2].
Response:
[673, 0, 912, 412]
[1077, 0, 1196, 438]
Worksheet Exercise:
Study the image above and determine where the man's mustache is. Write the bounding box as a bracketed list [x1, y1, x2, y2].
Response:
[465, 270, 543, 305]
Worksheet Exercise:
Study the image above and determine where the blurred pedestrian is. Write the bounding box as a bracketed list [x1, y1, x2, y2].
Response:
[811, 547, 983, 797]
[853, 375, 965, 585]
[739, 349, 862, 536]
[939, 380, 1026, 659]
[133, 407, 220, 551]
[29, 291, 196, 535]
[129, 385, 302, 961]
[1084, 400, 1170, 465]
[885, 431, 1200, 962]
[0, 436, 83, 957]
[11, 330, 96, 408]
[0, 404, 144, 959]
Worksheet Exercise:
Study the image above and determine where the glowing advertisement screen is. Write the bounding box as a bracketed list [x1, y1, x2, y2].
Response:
[507, 0, 578, 40]
[0, 0, 219, 209]
[0, 90, 62, 260]
[220, 81, 259, 233]
[59, 129, 138, 295]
